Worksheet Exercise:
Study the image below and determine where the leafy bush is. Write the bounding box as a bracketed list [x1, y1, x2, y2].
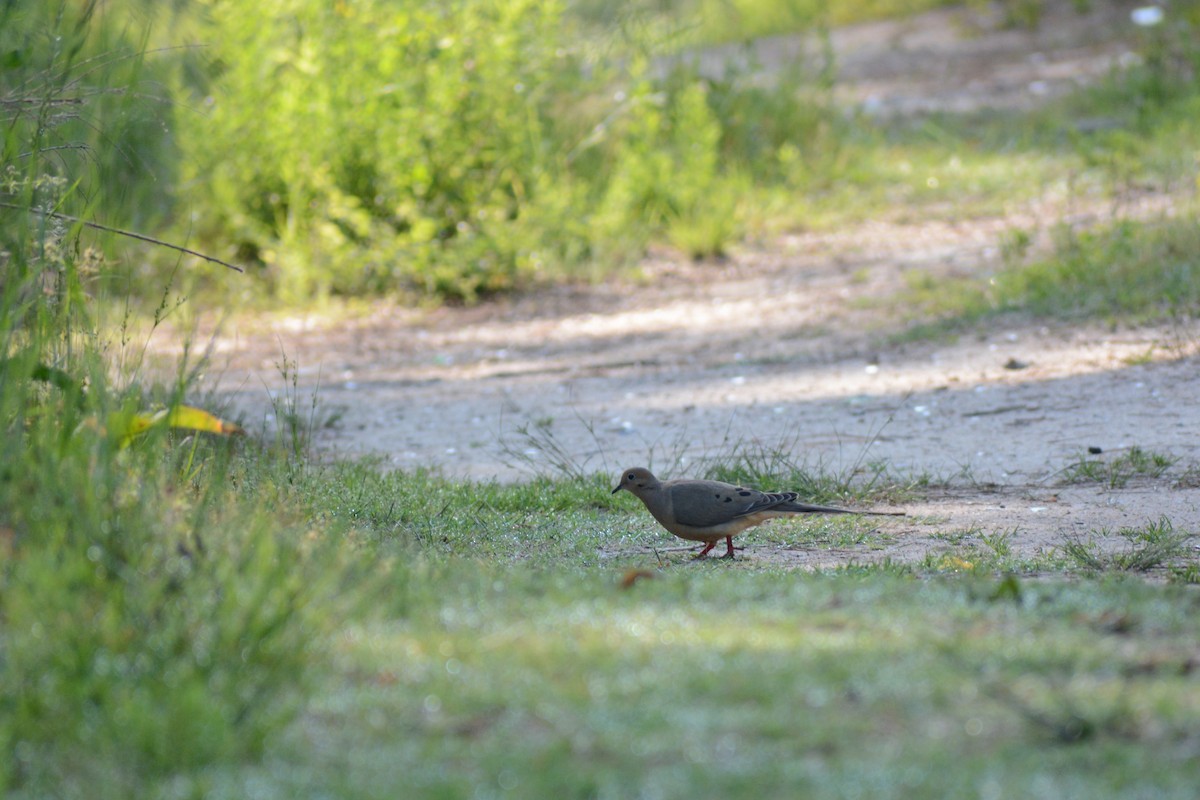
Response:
[179, 0, 598, 300]
[175, 0, 837, 300]
[0, 3, 367, 793]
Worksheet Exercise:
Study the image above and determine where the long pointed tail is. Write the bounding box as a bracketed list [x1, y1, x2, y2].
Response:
[780, 502, 905, 516]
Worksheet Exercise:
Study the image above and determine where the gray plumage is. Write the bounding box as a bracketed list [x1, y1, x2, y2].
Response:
[612, 466, 903, 558]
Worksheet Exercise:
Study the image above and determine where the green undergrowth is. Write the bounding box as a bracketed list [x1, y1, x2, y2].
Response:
[0, 4, 370, 792]
[52, 558, 1200, 799]
[1, 433, 372, 790]
[6, 3, 1200, 797]
[898, 211, 1200, 339]
[889, 21, 1200, 336]
[10, 0, 1197, 307]
[8, 443, 1200, 796]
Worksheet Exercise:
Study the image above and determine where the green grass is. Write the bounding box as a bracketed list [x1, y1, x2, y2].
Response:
[7, 445, 1200, 796]
[6, 2, 1200, 796]
[83, 563, 1200, 799]
[889, 54, 1200, 335]
[1061, 447, 1179, 490]
[33, 0, 1194, 307]
[1169, 563, 1200, 584]
[896, 211, 1200, 339]
[1061, 518, 1195, 574]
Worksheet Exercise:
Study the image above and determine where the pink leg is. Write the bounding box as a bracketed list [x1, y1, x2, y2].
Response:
[722, 536, 736, 558]
[695, 541, 717, 558]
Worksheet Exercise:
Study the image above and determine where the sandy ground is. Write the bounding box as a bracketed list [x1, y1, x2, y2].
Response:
[163, 0, 1200, 569]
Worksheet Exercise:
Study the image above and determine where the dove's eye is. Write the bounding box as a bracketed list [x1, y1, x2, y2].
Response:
[627, 473, 636, 481]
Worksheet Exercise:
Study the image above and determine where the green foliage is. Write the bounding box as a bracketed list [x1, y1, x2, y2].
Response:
[900, 213, 1200, 337]
[1060, 518, 1193, 573]
[165, 572, 1200, 798]
[179, 0, 598, 301]
[174, 0, 841, 300]
[595, 78, 740, 259]
[0, 5, 371, 794]
[0, 1, 184, 234]
[1059, 446, 1177, 490]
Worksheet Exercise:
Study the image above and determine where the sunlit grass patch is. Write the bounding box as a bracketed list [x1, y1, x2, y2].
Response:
[1004, 218, 1200, 322]
[896, 213, 1200, 338]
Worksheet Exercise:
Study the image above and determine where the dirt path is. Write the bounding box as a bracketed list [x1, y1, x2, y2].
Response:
[166, 0, 1200, 568]
[669, 0, 1143, 116]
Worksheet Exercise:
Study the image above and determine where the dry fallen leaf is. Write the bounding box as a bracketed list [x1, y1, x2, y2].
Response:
[620, 569, 656, 589]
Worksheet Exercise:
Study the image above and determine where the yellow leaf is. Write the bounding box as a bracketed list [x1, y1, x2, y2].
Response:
[163, 405, 245, 436]
[117, 405, 244, 447]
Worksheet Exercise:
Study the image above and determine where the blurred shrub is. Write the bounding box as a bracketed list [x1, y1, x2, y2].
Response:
[1, 3, 364, 793]
[181, 0, 598, 300]
[178, 0, 835, 300]
[0, 1, 183, 235]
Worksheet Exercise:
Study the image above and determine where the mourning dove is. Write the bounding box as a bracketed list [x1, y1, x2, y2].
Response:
[612, 467, 904, 558]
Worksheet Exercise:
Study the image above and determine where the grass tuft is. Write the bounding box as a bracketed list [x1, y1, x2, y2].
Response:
[1060, 518, 1193, 574]
[699, 433, 919, 507]
[1060, 446, 1177, 489]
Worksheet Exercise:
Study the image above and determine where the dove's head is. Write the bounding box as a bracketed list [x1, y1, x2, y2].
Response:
[612, 467, 660, 496]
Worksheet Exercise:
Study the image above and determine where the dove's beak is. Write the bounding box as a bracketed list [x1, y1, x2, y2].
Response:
[611, 485, 622, 494]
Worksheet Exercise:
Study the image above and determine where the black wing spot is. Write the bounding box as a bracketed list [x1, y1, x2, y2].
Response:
[738, 490, 752, 497]
[724, 497, 733, 503]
